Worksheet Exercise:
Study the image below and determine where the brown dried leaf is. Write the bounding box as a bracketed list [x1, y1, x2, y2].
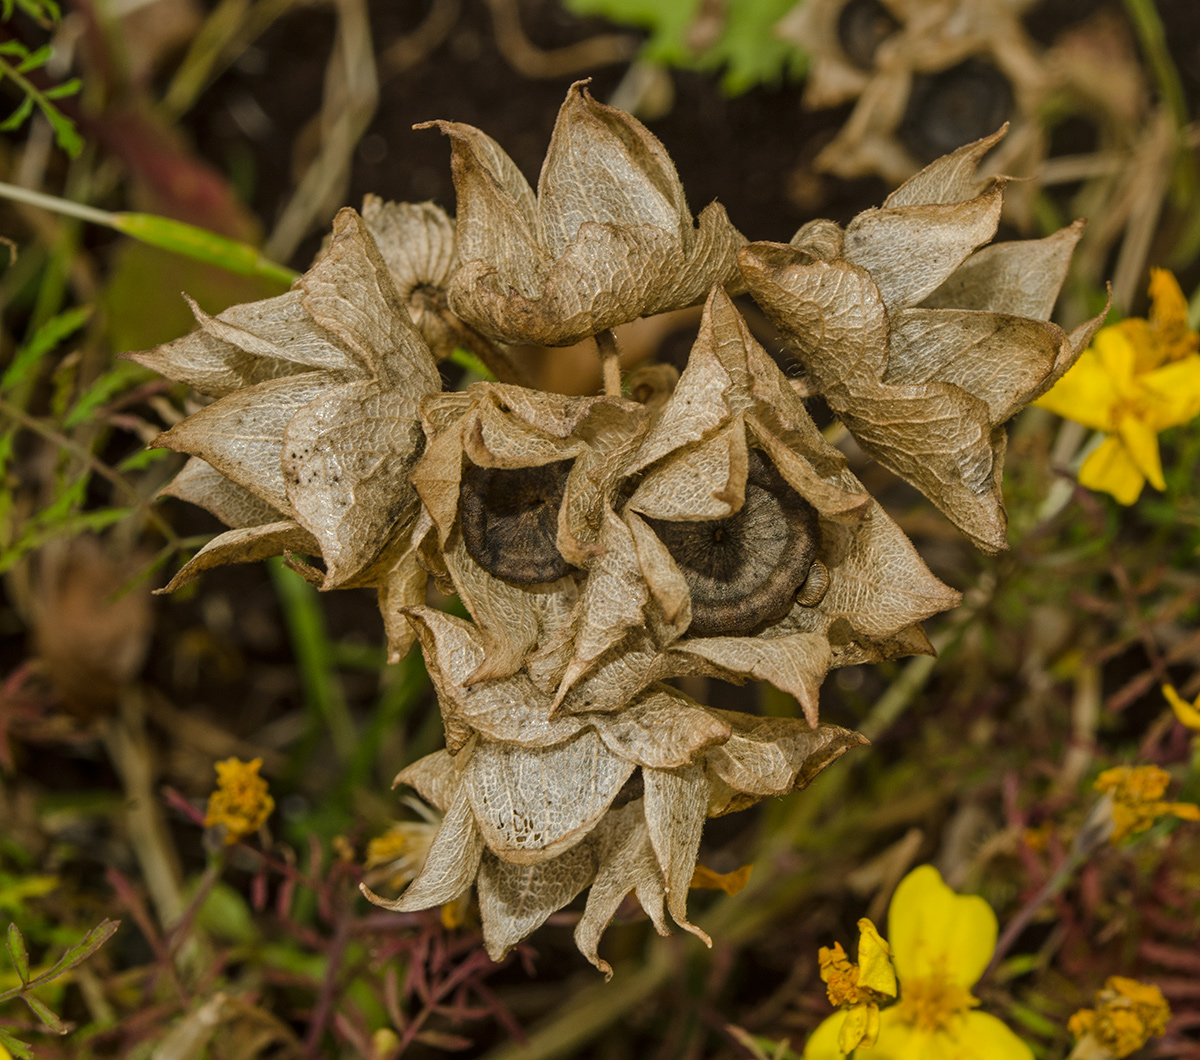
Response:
[591, 686, 731, 769]
[463, 731, 635, 865]
[425, 81, 745, 346]
[376, 511, 433, 663]
[157, 520, 319, 594]
[394, 749, 460, 813]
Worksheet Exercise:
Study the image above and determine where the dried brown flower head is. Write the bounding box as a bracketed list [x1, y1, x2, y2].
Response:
[740, 132, 1106, 551]
[137, 209, 441, 658]
[418, 80, 747, 347]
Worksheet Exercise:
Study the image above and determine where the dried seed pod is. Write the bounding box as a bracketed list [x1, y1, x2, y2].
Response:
[410, 383, 650, 682]
[645, 450, 821, 637]
[551, 286, 960, 725]
[418, 80, 747, 347]
[459, 459, 577, 584]
[363, 606, 865, 974]
[134, 208, 441, 657]
[740, 131, 1107, 551]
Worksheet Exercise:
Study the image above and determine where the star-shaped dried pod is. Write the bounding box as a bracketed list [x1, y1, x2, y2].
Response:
[364, 607, 864, 974]
[740, 133, 1107, 551]
[548, 285, 960, 725]
[778, 0, 1047, 184]
[417, 80, 747, 347]
[135, 209, 442, 650]
[410, 381, 650, 683]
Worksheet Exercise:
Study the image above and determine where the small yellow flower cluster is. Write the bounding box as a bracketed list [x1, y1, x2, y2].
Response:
[1068, 976, 1170, 1059]
[204, 757, 274, 845]
[1037, 269, 1200, 504]
[805, 867, 1031, 1059]
[1094, 765, 1200, 843]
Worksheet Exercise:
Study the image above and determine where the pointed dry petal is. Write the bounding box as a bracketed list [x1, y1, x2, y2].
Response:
[376, 512, 432, 663]
[154, 372, 340, 513]
[363, 782, 483, 911]
[160, 457, 283, 529]
[643, 763, 710, 943]
[704, 711, 866, 799]
[626, 511, 691, 642]
[537, 81, 688, 256]
[359, 195, 456, 306]
[842, 184, 1004, 310]
[157, 520, 318, 593]
[674, 632, 833, 727]
[575, 802, 669, 978]
[920, 220, 1085, 320]
[883, 127, 1008, 208]
[299, 208, 442, 393]
[477, 844, 598, 961]
[281, 379, 426, 587]
[592, 686, 731, 770]
[464, 732, 634, 865]
[628, 419, 748, 521]
[394, 749, 460, 813]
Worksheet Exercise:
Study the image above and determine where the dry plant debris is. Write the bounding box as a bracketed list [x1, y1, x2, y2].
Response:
[136, 82, 1102, 970]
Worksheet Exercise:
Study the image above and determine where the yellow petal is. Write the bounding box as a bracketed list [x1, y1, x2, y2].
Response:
[956, 1012, 1035, 1060]
[1114, 414, 1165, 491]
[1035, 349, 1118, 431]
[870, 1006, 947, 1060]
[887, 865, 997, 989]
[860, 1004, 881, 1049]
[1094, 328, 1137, 386]
[1078, 436, 1145, 505]
[803, 1011, 850, 1059]
[1140, 356, 1200, 429]
[1146, 268, 1198, 363]
[857, 918, 898, 997]
[838, 1005, 872, 1054]
[1164, 685, 1200, 731]
[690, 863, 752, 895]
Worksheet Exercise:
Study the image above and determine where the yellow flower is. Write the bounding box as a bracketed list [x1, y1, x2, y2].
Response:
[804, 866, 1031, 1059]
[1036, 269, 1200, 504]
[1068, 976, 1170, 1059]
[204, 757, 274, 845]
[1163, 684, 1200, 731]
[1094, 765, 1200, 843]
[365, 816, 470, 930]
[815, 919, 898, 1052]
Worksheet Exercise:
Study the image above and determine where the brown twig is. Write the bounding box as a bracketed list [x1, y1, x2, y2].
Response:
[379, 0, 461, 79]
[483, 0, 637, 78]
[596, 329, 622, 396]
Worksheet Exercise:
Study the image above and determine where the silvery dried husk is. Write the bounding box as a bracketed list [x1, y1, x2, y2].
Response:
[363, 607, 864, 975]
[137, 209, 442, 654]
[410, 381, 650, 684]
[419, 80, 747, 347]
[545, 285, 960, 726]
[778, 0, 1047, 184]
[739, 132, 1106, 552]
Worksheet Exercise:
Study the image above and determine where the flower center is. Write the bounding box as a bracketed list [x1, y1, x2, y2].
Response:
[896, 973, 977, 1034]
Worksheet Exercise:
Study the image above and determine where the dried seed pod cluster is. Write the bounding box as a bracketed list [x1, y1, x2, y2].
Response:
[138, 81, 1096, 971]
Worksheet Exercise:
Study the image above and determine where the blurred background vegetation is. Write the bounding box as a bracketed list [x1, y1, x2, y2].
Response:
[0, 0, 1199, 1057]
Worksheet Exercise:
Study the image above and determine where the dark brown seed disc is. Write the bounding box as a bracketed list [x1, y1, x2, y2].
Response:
[459, 459, 576, 584]
[837, 0, 900, 70]
[645, 450, 821, 637]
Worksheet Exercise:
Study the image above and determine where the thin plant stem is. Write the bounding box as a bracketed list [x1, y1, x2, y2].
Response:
[596, 329, 622, 396]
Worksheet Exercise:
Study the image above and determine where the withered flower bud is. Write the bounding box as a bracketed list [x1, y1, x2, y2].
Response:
[740, 130, 1106, 551]
[459, 459, 577, 584]
[645, 450, 821, 636]
[418, 80, 746, 347]
[134, 209, 441, 657]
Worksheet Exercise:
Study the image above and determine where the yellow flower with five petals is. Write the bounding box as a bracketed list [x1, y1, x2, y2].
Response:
[1036, 270, 1200, 505]
[804, 865, 1032, 1059]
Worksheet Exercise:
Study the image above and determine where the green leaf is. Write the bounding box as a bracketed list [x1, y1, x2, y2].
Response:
[111, 213, 298, 285]
[701, 0, 808, 94]
[42, 77, 81, 100]
[0, 94, 34, 132]
[1, 305, 91, 392]
[63, 359, 150, 429]
[116, 446, 170, 472]
[564, 0, 700, 65]
[0, 1028, 33, 1060]
[56, 918, 119, 973]
[15, 44, 52, 73]
[40, 101, 82, 159]
[6, 923, 29, 982]
[22, 993, 66, 1034]
[0, 41, 30, 59]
